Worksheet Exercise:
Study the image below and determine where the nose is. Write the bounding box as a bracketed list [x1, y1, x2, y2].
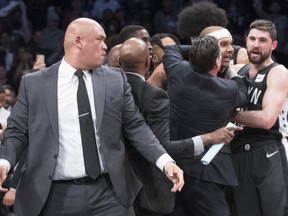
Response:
[147, 42, 153, 57]
[147, 41, 152, 49]
[102, 41, 107, 51]
[253, 39, 260, 47]
[228, 44, 234, 53]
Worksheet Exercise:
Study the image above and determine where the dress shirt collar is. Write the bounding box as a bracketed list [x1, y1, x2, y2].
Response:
[60, 58, 90, 80]
[125, 71, 145, 81]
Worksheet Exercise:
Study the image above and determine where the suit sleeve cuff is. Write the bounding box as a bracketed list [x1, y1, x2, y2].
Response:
[193, 136, 204, 156]
[156, 153, 175, 171]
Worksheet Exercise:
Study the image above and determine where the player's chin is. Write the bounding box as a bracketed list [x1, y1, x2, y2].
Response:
[221, 61, 230, 69]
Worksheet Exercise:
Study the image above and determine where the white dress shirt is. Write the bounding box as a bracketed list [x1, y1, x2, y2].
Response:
[53, 59, 106, 180]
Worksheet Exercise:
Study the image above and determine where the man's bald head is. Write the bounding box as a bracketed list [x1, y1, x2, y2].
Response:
[119, 38, 150, 75]
[64, 18, 100, 51]
[107, 44, 121, 68]
[63, 18, 107, 70]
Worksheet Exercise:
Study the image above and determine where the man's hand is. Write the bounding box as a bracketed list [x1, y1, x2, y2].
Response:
[3, 188, 16, 206]
[163, 161, 184, 192]
[202, 126, 242, 145]
[0, 165, 8, 192]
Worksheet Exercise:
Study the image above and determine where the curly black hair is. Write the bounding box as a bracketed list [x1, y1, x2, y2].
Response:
[177, 1, 228, 40]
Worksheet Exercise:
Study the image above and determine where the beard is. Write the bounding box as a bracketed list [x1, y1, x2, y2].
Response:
[247, 50, 270, 64]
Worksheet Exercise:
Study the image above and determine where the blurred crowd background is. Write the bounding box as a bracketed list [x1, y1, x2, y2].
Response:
[0, 0, 288, 95]
[0, 0, 287, 215]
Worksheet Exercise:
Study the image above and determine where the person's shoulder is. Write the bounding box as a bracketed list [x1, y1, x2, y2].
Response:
[99, 65, 121, 72]
[22, 68, 46, 79]
[236, 48, 250, 64]
[97, 65, 128, 86]
[269, 63, 288, 78]
[271, 63, 287, 72]
[97, 65, 123, 77]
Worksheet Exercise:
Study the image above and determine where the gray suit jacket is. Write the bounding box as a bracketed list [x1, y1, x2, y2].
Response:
[0, 63, 167, 216]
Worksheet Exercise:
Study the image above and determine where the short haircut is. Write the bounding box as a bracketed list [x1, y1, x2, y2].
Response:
[249, 19, 277, 41]
[190, 36, 220, 73]
[117, 25, 146, 44]
[177, 2, 228, 40]
[149, 33, 180, 49]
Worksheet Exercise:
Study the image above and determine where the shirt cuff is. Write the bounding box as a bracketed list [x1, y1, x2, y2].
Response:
[156, 153, 175, 171]
[0, 159, 11, 172]
[193, 136, 204, 156]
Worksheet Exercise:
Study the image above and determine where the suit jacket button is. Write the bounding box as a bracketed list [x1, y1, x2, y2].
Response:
[244, 144, 250, 151]
[49, 176, 52, 180]
[54, 154, 57, 159]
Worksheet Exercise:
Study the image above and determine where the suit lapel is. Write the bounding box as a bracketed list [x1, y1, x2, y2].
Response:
[43, 63, 59, 141]
[91, 67, 105, 130]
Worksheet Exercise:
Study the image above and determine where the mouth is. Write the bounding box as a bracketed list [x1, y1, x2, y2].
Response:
[250, 49, 260, 57]
[222, 56, 232, 63]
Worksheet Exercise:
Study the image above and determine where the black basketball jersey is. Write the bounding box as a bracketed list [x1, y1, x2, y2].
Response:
[237, 62, 288, 140]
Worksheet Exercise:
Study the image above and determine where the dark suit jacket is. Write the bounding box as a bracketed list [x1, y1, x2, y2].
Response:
[125, 72, 197, 213]
[0, 63, 167, 216]
[163, 45, 248, 186]
[126, 72, 174, 214]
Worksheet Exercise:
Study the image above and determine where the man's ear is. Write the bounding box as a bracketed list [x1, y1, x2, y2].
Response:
[271, 40, 278, 51]
[151, 54, 159, 64]
[74, 35, 82, 49]
[216, 57, 221, 69]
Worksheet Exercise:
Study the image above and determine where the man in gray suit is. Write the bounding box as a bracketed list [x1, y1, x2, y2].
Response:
[0, 18, 184, 216]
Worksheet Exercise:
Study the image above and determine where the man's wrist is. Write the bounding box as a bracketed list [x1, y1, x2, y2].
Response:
[0, 159, 11, 172]
[193, 136, 204, 156]
[156, 153, 175, 171]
